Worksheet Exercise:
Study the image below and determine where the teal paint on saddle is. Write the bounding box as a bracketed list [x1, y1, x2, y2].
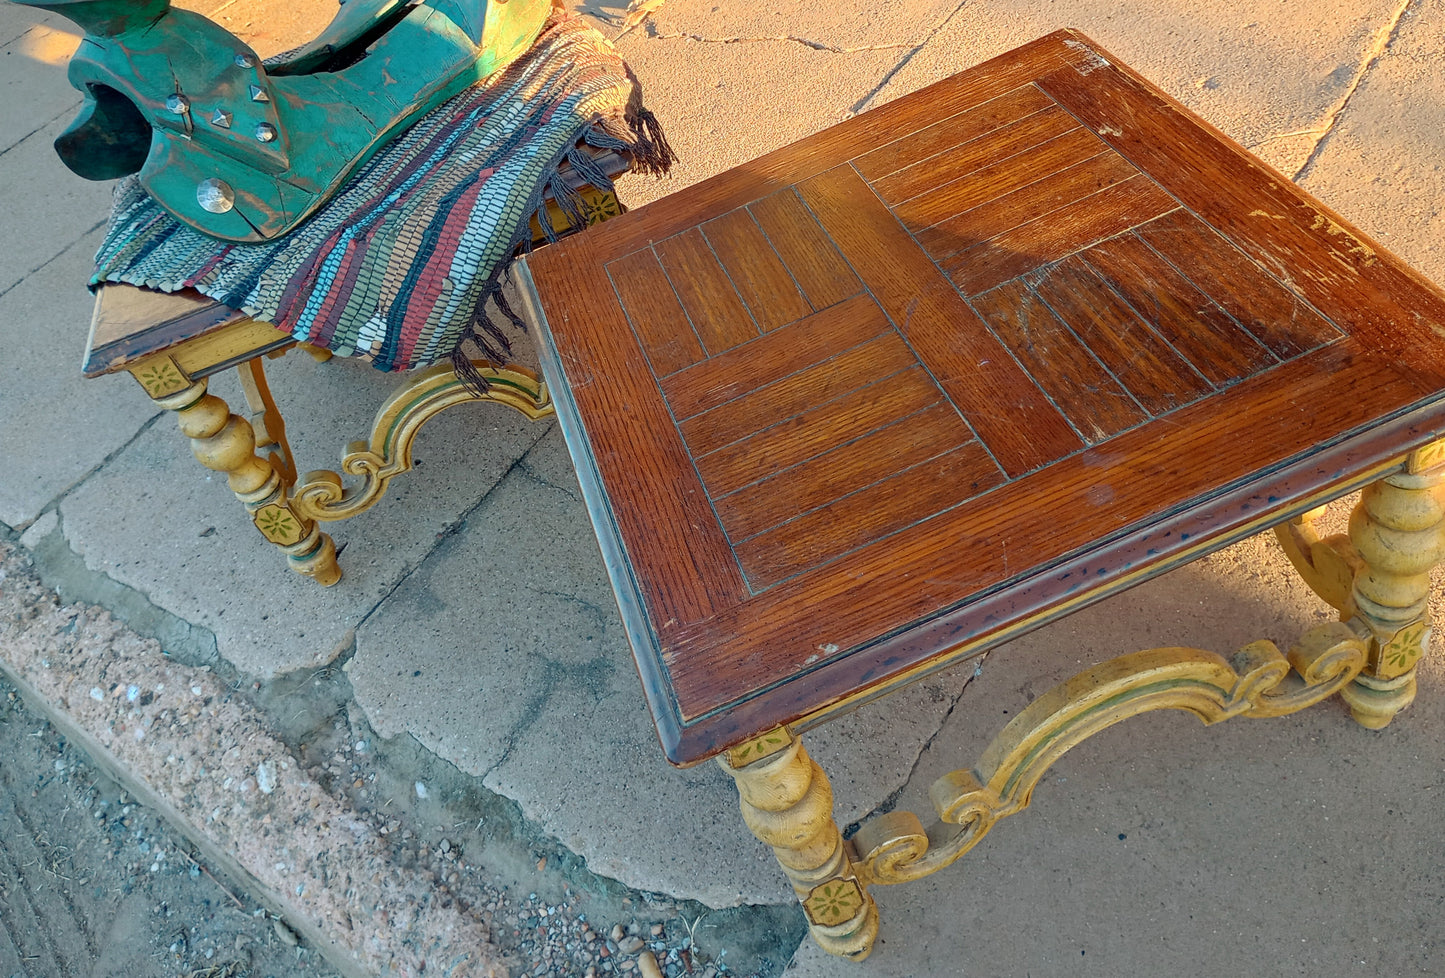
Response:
[18, 0, 550, 241]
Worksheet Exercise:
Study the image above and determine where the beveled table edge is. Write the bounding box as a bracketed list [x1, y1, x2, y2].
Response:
[514, 261, 683, 754]
[84, 284, 264, 377]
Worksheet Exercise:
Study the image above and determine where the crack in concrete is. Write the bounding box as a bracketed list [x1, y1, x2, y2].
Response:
[35, 411, 167, 533]
[647, 28, 915, 55]
[0, 102, 81, 163]
[842, 651, 990, 839]
[850, 0, 973, 115]
[1292, 0, 1414, 182]
[0, 216, 109, 306]
[528, 586, 612, 629]
[478, 655, 615, 782]
[352, 421, 555, 631]
[516, 451, 584, 505]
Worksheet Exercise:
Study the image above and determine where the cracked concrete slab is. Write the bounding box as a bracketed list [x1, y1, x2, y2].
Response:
[863, 0, 1406, 177]
[0, 229, 157, 530]
[350, 426, 975, 908]
[59, 348, 549, 677]
[1296, 0, 1444, 287]
[0, 22, 81, 156]
[647, 0, 965, 51]
[606, 28, 901, 209]
[786, 526, 1445, 976]
[0, 1, 61, 48]
[0, 116, 114, 298]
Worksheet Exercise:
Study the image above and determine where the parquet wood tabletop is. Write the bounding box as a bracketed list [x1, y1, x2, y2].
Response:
[517, 29, 1445, 766]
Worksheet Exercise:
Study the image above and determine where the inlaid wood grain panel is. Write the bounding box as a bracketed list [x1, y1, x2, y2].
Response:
[677, 331, 917, 456]
[1077, 232, 1278, 386]
[654, 228, 759, 354]
[941, 174, 1179, 295]
[873, 104, 1080, 205]
[796, 165, 1082, 476]
[915, 150, 1139, 258]
[606, 248, 706, 376]
[855, 84, 1057, 183]
[1028, 255, 1212, 415]
[521, 30, 1445, 764]
[1133, 209, 1342, 359]
[746, 189, 862, 311]
[891, 127, 1108, 232]
[658, 293, 884, 420]
[692, 365, 947, 499]
[702, 207, 811, 332]
[970, 281, 1146, 443]
[712, 400, 977, 541]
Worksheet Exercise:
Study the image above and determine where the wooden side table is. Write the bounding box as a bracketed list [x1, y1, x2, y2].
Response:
[82, 176, 624, 584]
[515, 30, 1445, 960]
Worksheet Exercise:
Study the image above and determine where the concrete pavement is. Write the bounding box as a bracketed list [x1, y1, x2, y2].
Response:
[1, 1, 1443, 975]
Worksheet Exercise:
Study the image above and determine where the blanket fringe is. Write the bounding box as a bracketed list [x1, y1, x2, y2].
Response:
[451, 281, 525, 396]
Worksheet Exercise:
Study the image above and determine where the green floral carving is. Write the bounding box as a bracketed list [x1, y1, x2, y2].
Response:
[1381, 622, 1428, 675]
[583, 193, 623, 226]
[253, 504, 302, 545]
[805, 879, 864, 927]
[731, 730, 789, 764]
[136, 360, 186, 397]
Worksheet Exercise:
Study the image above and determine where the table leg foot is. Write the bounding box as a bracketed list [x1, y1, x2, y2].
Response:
[718, 730, 879, 961]
[1342, 450, 1445, 728]
[1340, 672, 1416, 730]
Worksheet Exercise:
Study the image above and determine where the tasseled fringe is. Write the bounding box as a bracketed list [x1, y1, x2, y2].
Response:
[629, 107, 677, 175]
[538, 173, 589, 244]
[450, 281, 522, 397]
[451, 86, 676, 396]
[583, 108, 677, 177]
[566, 145, 615, 190]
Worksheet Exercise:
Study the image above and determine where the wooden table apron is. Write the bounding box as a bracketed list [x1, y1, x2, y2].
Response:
[517, 30, 1445, 768]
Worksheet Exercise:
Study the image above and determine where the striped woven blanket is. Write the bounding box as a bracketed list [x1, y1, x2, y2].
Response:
[91, 8, 672, 376]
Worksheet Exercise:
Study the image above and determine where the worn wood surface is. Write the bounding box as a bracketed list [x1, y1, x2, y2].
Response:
[84, 286, 255, 377]
[521, 29, 1445, 765]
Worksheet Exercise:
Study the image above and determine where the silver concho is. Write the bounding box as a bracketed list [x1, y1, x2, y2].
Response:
[196, 178, 236, 214]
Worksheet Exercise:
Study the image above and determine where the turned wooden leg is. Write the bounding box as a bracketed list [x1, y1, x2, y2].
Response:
[1341, 449, 1445, 728]
[131, 355, 341, 586]
[717, 728, 879, 960]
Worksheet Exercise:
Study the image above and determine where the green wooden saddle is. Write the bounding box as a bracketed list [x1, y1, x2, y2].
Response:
[22, 0, 550, 241]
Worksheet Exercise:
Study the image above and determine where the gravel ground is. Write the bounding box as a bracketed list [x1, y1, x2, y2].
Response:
[0, 674, 340, 978]
[0, 540, 799, 977]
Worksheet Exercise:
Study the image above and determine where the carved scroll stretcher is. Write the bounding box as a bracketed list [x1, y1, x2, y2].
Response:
[724, 622, 1369, 961]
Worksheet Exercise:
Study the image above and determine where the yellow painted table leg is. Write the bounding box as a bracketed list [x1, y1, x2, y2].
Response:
[1341, 448, 1445, 728]
[132, 356, 341, 586]
[717, 729, 879, 961]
